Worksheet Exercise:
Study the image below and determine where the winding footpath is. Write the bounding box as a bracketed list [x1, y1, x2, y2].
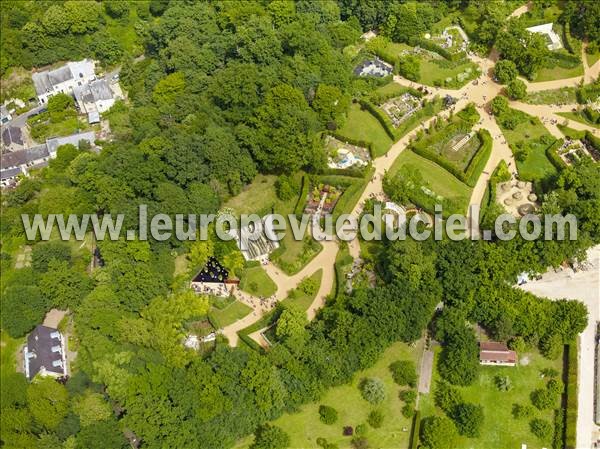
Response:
[219, 20, 600, 448]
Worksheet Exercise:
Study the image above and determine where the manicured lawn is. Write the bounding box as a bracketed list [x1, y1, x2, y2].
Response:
[337, 103, 393, 157]
[586, 50, 600, 67]
[534, 63, 583, 82]
[1, 331, 23, 375]
[419, 348, 563, 449]
[208, 301, 252, 329]
[236, 341, 423, 449]
[525, 87, 578, 105]
[418, 59, 479, 89]
[29, 115, 95, 141]
[281, 270, 322, 311]
[498, 110, 558, 181]
[239, 266, 277, 297]
[271, 232, 322, 275]
[557, 111, 600, 129]
[389, 150, 472, 214]
[225, 173, 302, 217]
[373, 82, 413, 97]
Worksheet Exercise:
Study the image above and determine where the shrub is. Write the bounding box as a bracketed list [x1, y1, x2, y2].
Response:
[250, 424, 290, 449]
[531, 388, 558, 410]
[540, 333, 563, 360]
[420, 416, 458, 449]
[494, 59, 518, 84]
[494, 375, 512, 391]
[367, 410, 384, 429]
[512, 403, 535, 419]
[355, 424, 367, 437]
[508, 336, 527, 353]
[389, 360, 417, 387]
[402, 404, 415, 418]
[351, 437, 369, 449]
[530, 418, 553, 440]
[343, 426, 353, 436]
[541, 368, 559, 378]
[434, 381, 463, 414]
[360, 378, 386, 405]
[316, 438, 339, 449]
[319, 405, 338, 425]
[506, 79, 527, 100]
[491, 95, 509, 116]
[399, 389, 417, 404]
[275, 175, 295, 201]
[451, 402, 484, 437]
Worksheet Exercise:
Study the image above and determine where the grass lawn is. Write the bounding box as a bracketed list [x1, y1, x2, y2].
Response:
[239, 266, 277, 297]
[373, 82, 413, 97]
[225, 173, 302, 217]
[498, 110, 558, 181]
[337, 103, 393, 157]
[235, 341, 423, 449]
[556, 111, 600, 129]
[418, 59, 479, 89]
[1, 331, 23, 376]
[281, 270, 322, 311]
[419, 348, 563, 449]
[389, 150, 472, 214]
[208, 301, 253, 329]
[271, 232, 323, 275]
[533, 63, 584, 82]
[525, 87, 578, 105]
[586, 50, 600, 67]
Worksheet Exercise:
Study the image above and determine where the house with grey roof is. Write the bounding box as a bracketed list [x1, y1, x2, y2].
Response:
[74, 79, 116, 123]
[23, 325, 68, 380]
[32, 59, 96, 105]
[46, 131, 96, 155]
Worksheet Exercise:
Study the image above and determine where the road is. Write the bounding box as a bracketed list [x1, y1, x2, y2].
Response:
[520, 246, 600, 449]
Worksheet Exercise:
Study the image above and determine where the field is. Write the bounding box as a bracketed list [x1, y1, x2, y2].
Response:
[239, 266, 277, 297]
[224, 174, 300, 217]
[337, 103, 393, 157]
[586, 50, 600, 67]
[271, 233, 322, 275]
[557, 111, 600, 129]
[419, 348, 563, 449]
[388, 150, 472, 214]
[208, 301, 252, 329]
[498, 110, 558, 181]
[534, 63, 584, 82]
[235, 341, 423, 449]
[525, 87, 578, 105]
[418, 59, 479, 88]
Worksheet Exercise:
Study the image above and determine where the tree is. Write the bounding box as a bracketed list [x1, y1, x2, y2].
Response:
[31, 241, 72, 272]
[434, 381, 462, 413]
[389, 360, 417, 387]
[319, 405, 338, 425]
[506, 79, 527, 100]
[451, 402, 484, 437]
[250, 424, 290, 449]
[312, 84, 348, 125]
[275, 175, 295, 201]
[360, 378, 386, 405]
[539, 333, 562, 360]
[420, 416, 458, 449]
[491, 95, 509, 116]
[512, 403, 534, 419]
[188, 239, 214, 271]
[367, 409, 384, 428]
[75, 417, 128, 449]
[530, 418, 552, 440]
[494, 60, 518, 84]
[531, 388, 558, 410]
[494, 375, 512, 391]
[40, 260, 93, 310]
[152, 72, 186, 105]
[275, 304, 308, 349]
[1, 285, 48, 338]
[103, 0, 130, 18]
[27, 377, 69, 430]
[72, 391, 112, 427]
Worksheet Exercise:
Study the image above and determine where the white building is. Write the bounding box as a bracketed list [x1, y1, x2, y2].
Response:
[32, 59, 96, 105]
[526, 23, 563, 51]
[73, 79, 116, 123]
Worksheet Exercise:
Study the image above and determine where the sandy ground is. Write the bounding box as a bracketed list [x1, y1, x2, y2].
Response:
[42, 309, 67, 328]
[520, 246, 600, 449]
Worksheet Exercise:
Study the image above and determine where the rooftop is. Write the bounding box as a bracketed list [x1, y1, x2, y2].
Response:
[32, 59, 95, 95]
[24, 325, 66, 380]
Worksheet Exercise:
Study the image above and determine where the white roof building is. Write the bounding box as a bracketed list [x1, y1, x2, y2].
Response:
[32, 59, 96, 105]
[526, 23, 563, 51]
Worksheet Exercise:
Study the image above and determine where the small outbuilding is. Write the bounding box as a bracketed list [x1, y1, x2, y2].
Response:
[479, 341, 517, 367]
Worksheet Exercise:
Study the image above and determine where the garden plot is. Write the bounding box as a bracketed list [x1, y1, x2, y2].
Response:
[325, 136, 371, 169]
[430, 125, 482, 171]
[304, 183, 343, 216]
[558, 138, 599, 165]
[427, 25, 469, 54]
[380, 93, 422, 127]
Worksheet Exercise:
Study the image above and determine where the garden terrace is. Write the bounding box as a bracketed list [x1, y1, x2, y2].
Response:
[325, 136, 371, 170]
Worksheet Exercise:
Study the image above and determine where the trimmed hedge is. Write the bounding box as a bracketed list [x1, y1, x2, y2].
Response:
[464, 129, 492, 186]
[359, 99, 397, 141]
[327, 131, 375, 159]
[565, 343, 578, 449]
[369, 86, 423, 105]
[409, 410, 421, 449]
[294, 175, 310, 216]
[545, 139, 568, 171]
[236, 311, 278, 351]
